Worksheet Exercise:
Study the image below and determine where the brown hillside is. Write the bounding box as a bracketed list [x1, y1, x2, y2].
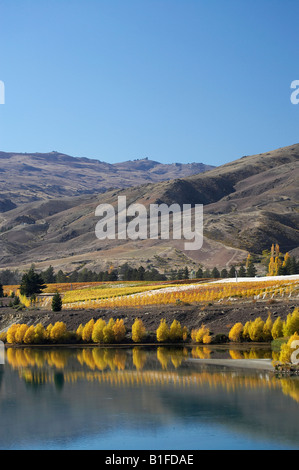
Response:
[0, 144, 298, 273]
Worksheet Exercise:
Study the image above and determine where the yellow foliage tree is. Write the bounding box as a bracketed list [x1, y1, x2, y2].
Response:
[191, 329, 198, 342]
[113, 319, 126, 342]
[195, 325, 210, 343]
[268, 244, 282, 276]
[92, 319, 106, 343]
[263, 314, 273, 342]
[23, 325, 36, 344]
[6, 324, 19, 344]
[229, 323, 244, 342]
[34, 324, 47, 344]
[15, 324, 29, 344]
[182, 326, 188, 341]
[103, 318, 115, 343]
[156, 319, 170, 343]
[50, 322, 67, 343]
[203, 333, 212, 344]
[46, 324, 53, 339]
[271, 316, 284, 339]
[283, 308, 299, 337]
[169, 320, 183, 342]
[82, 319, 95, 342]
[76, 324, 84, 341]
[249, 317, 265, 342]
[282, 252, 290, 268]
[132, 319, 146, 343]
[242, 321, 252, 341]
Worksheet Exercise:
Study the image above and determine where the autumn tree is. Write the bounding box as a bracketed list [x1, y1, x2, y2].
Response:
[132, 319, 146, 343]
[282, 252, 291, 275]
[34, 323, 47, 343]
[92, 319, 106, 343]
[249, 317, 265, 342]
[203, 332, 212, 344]
[82, 319, 95, 343]
[156, 319, 170, 342]
[76, 324, 84, 341]
[283, 308, 299, 337]
[268, 244, 283, 276]
[182, 326, 189, 341]
[195, 325, 210, 343]
[271, 317, 284, 339]
[50, 322, 67, 343]
[229, 323, 244, 342]
[169, 320, 183, 342]
[15, 324, 29, 343]
[46, 324, 53, 339]
[6, 324, 19, 344]
[242, 321, 252, 341]
[113, 319, 126, 342]
[103, 318, 115, 343]
[263, 314, 273, 342]
[23, 325, 36, 344]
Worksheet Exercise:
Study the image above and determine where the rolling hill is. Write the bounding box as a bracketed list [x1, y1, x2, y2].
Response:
[0, 144, 298, 274]
[0, 151, 214, 209]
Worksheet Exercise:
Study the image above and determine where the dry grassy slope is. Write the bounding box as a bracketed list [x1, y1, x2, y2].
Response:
[0, 144, 298, 273]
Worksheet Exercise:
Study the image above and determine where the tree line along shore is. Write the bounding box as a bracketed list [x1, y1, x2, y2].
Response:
[1, 309, 298, 369]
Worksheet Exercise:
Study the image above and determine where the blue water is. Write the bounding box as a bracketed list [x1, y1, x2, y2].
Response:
[0, 346, 299, 450]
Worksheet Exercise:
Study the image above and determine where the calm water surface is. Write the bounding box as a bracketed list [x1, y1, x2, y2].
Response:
[0, 345, 299, 450]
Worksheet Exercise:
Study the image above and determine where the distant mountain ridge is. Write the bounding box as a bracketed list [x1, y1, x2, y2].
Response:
[0, 151, 214, 210]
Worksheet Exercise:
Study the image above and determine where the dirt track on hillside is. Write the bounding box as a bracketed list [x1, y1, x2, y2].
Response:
[0, 297, 298, 336]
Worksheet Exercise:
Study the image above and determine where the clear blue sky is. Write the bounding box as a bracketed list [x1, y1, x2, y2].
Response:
[0, 0, 298, 166]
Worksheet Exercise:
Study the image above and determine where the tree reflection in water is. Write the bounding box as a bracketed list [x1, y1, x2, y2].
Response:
[3, 346, 299, 404]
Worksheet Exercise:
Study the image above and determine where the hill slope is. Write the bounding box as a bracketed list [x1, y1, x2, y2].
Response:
[0, 144, 298, 273]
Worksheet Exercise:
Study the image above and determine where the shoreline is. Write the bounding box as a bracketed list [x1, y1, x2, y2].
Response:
[187, 357, 275, 371]
[4, 341, 272, 349]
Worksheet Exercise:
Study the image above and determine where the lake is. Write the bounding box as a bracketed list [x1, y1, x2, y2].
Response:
[0, 345, 299, 450]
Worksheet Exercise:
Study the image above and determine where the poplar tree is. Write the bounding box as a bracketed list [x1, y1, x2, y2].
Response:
[156, 319, 170, 342]
[132, 319, 146, 343]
